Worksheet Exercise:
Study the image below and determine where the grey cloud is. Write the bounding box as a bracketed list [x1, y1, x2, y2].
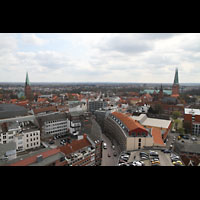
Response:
[97, 34, 153, 54]
[139, 33, 179, 40]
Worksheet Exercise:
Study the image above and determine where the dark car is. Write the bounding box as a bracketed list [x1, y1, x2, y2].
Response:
[49, 140, 55, 144]
[182, 135, 189, 139]
[140, 152, 149, 156]
[164, 149, 171, 153]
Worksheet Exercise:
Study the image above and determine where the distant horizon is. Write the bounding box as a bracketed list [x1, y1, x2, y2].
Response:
[1, 81, 200, 85]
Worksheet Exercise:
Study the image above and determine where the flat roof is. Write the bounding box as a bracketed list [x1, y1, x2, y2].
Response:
[184, 108, 200, 115]
[132, 114, 171, 129]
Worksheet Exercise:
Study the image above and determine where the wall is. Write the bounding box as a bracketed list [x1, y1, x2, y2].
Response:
[126, 137, 154, 151]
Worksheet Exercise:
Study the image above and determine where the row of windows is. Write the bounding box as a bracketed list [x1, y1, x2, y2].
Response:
[46, 130, 67, 134]
[46, 120, 67, 124]
[27, 137, 39, 142]
[46, 122, 67, 128]
[45, 125, 68, 130]
[26, 132, 39, 137]
[27, 142, 39, 148]
[77, 157, 93, 166]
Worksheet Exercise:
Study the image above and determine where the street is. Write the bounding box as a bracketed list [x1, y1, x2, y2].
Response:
[101, 133, 121, 166]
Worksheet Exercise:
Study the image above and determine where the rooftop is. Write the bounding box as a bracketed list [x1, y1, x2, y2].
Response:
[184, 108, 200, 115]
[0, 104, 28, 119]
[9, 148, 63, 166]
[132, 114, 171, 129]
[151, 127, 165, 146]
[112, 112, 147, 133]
[59, 135, 91, 155]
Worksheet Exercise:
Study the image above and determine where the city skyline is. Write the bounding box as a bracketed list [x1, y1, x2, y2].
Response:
[1, 33, 200, 83]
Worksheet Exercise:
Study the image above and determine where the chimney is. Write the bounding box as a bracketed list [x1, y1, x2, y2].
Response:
[83, 133, 87, 139]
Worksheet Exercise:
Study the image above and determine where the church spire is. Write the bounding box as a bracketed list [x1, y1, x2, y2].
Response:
[173, 68, 179, 85]
[25, 72, 30, 86]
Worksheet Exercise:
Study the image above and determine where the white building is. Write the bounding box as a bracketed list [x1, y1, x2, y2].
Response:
[0, 115, 41, 152]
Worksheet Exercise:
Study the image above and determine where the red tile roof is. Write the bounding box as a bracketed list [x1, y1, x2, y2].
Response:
[59, 135, 91, 155]
[10, 148, 61, 166]
[33, 106, 57, 114]
[37, 98, 47, 103]
[151, 127, 165, 146]
[112, 112, 147, 132]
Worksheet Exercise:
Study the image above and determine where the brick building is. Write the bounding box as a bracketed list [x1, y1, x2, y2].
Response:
[184, 108, 200, 135]
[58, 134, 96, 166]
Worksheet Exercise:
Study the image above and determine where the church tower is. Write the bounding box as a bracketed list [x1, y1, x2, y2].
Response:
[172, 68, 179, 97]
[158, 84, 164, 99]
[25, 72, 32, 100]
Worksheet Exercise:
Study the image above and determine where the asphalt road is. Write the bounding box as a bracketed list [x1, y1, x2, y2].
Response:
[101, 133, 121, 166]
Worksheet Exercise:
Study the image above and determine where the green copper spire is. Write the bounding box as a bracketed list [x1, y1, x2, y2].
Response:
[173, 68, 179, 85]
[25, 72, 30, 86]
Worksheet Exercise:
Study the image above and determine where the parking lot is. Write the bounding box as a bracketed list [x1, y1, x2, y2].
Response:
[45, 133, 74, 148]
[118, 149, 184, 166]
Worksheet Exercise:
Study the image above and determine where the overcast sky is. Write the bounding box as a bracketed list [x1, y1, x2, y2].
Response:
[0, 33, 200, 83]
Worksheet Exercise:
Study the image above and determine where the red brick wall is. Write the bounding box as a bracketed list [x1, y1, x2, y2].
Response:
[195, 115, 200, 123]
[184, 114, 192, 122]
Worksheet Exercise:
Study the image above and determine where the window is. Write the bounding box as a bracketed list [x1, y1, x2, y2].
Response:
[27, 144, 29, 147]
[27, 139, 29, 142]
[139, 138, 141, 142]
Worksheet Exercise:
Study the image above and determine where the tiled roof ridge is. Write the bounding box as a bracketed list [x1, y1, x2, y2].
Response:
[112, 112, 147, 132]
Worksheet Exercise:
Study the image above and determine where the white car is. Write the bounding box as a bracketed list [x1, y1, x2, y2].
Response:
[103, 143, 107, 149]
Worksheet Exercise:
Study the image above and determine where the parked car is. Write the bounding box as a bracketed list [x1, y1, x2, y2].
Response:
[152, 161, 160, 165]
[107, 153, 111, 157]
[182, 135, 189, 139]
[113, 152, 117, 157]
[191, 137, 197, 141]
[112, 145, 115, 150]
[149, 151, 158, 156]
[121, 154, 129, 159]
[141, 156, 149, 160]
[49, 140, 55, 144]
[140, 152, 149, 157]
[163, 149, 171, 153]
[103, 143, 107, 149]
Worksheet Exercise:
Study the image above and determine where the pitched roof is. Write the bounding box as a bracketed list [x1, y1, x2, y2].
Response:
[10, 148, 61, 166]
[33, 106, 57, 114]
[112, 112, 147, 132]
[151, 127, 165, 146]
[59, 135, 91, 155]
